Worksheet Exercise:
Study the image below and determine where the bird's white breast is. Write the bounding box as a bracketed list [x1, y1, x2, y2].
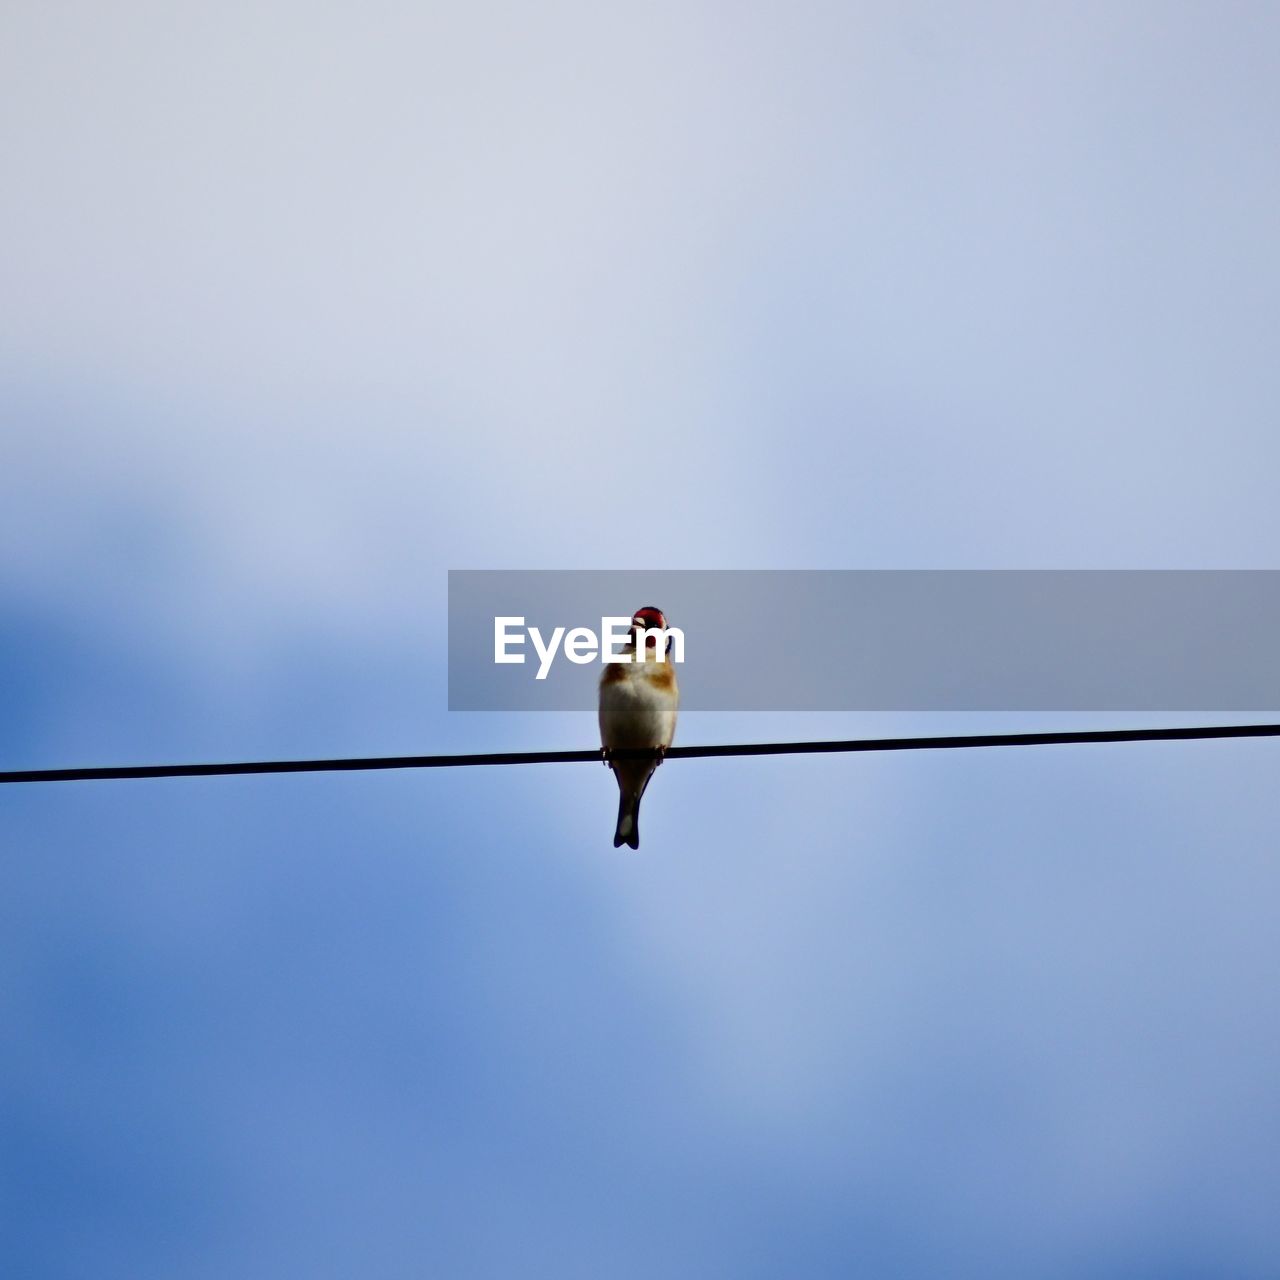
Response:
[598, 662, 678, 748]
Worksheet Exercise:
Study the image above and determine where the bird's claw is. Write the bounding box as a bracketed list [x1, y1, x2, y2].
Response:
[601, 746, 666, 767]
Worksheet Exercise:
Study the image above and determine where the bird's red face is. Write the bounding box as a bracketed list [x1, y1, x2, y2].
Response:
[631, 606, 668, 649]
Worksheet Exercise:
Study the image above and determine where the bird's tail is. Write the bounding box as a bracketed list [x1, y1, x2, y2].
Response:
[613, 789, 641, 849]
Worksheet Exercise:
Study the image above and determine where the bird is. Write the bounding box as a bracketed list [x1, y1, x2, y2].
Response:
[598, 606, 679, 849]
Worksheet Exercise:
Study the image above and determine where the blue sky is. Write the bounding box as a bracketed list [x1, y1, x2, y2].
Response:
[3, 3, 1280, 1276]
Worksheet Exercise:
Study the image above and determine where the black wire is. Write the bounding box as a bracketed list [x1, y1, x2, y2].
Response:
[2, 722, 1278, 785]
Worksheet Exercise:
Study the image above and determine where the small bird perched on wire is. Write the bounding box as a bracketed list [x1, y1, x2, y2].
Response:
[599, 606, 679, 849]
